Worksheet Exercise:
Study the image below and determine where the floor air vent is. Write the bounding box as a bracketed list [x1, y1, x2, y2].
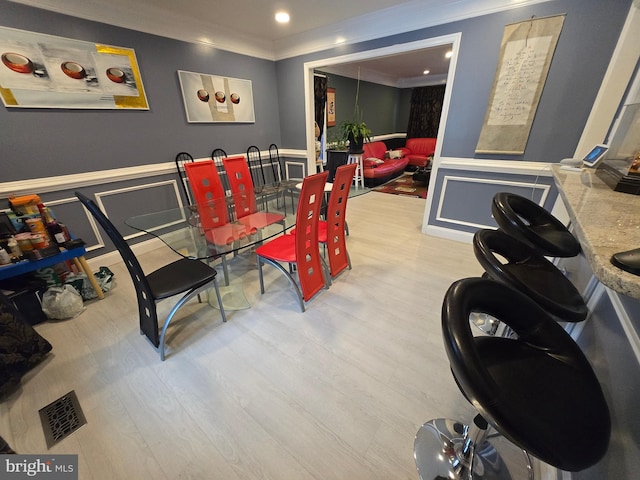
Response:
[39, 390, 87, 449]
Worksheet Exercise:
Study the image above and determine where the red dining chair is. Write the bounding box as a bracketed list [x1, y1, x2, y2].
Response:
[290, 163, 356, 280]
[184, 160, 253, 285]
[222, 155, 286, 232]
[321, 162, 357, 278]
[255, 171, 330, 312]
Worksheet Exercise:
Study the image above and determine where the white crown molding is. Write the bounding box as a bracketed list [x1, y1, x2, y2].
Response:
[8, 0, 277, 59]
[11, 0, 554, 61]
[273, 0, 554, 60]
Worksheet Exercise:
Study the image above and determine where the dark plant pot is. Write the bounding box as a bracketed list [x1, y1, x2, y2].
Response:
[348, 133, 364, 153]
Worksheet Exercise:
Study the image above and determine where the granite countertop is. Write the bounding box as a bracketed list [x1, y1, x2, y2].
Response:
[552, 165, 640, 299]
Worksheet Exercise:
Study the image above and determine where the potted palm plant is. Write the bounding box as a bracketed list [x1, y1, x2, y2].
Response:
[339, 107, 372, 153]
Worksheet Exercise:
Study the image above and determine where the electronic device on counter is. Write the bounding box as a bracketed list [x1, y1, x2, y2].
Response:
[581, 144, 609, 167]
[557, 144, 608, 172]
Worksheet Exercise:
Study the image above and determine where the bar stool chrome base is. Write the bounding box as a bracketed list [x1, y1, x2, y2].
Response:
[414, 417, 533, 480]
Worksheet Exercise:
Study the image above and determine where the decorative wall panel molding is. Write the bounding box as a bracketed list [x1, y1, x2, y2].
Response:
[0, 149, 308, 197]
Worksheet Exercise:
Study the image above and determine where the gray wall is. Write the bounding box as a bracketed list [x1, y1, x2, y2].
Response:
[0, 0, 633, 255]
[0, 0, 281, 182]
[396, 89, 412, 133]
[276, 0, 632, 162]
[1, 0, 631, 181]
[320, 72, 405, 141]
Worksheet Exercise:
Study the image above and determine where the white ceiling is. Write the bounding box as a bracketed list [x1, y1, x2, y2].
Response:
[9, 0, 549, 86]
[318, 44, 452, 88]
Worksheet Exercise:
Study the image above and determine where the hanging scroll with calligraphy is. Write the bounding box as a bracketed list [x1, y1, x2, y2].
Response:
[475, 15, 565, 155]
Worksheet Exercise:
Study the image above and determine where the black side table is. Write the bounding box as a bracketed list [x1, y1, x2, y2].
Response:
[326, 149, 349, 182]
[412, 166, 431, 186]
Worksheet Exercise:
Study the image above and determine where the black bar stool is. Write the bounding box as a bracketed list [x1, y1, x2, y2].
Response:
[473, 229, 588, 323]
[491, 192, 580, 258]
[414, 277, 610, 480]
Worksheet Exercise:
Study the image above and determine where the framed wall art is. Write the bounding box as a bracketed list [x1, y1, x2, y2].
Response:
[0, 26, 148, 109]
[177, 70, 255, 123]
[326, 87, 336, 127]
[475, 15, 565, 154]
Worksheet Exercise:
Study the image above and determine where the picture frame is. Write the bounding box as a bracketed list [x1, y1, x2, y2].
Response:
[0, 25, 148, 109]
[326, 87, 336, 127]
[177, 70, 255, 123]
[475, 15, 565, 154]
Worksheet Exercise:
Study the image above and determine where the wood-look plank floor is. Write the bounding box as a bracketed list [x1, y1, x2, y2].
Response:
[1, 191, 487, 479]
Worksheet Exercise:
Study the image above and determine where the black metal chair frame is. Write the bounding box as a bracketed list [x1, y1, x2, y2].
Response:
[175, 152, 195, 204]
[246, 145, 289, 213]
[75, 191, 226, 361]
[268, 143, 298, 212]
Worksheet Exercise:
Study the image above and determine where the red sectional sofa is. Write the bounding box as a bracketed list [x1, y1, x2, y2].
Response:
[361, 141, 409, 186]
[404, 138, 437, 168]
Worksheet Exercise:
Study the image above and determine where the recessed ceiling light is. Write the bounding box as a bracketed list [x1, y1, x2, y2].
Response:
[423, 69, 430, 75]
[275, 11, 290, 23]
[445, 50, 453, 59]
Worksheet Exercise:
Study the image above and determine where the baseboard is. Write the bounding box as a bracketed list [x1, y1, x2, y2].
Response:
[423, 223, 474, 244]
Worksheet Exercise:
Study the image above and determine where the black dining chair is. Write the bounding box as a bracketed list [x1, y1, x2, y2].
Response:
[267, 143, 298, 212]
[267, 144, 299, 188]
[75, 191, 227, 361]
[246, 145, 287, 210]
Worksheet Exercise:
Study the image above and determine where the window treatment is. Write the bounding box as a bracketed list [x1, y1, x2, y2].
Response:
[314, 75, 327, 138]
[407, 85, 445, 138]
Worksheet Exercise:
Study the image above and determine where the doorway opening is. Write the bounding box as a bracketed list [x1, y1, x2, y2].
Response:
[303, 33, 461, 230]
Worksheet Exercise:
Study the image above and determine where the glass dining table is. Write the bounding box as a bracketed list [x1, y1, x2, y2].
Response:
[125, 193, 297, 309]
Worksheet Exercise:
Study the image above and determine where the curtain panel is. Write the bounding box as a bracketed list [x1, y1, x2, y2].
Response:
[407, 85, 445, 138]
[314, 76, 327, 138]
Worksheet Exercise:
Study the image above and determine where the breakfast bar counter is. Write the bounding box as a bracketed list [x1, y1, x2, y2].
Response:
[552, 165, 640, 480]
[551, 165, 640, 480]
[551, 165, 640, 299]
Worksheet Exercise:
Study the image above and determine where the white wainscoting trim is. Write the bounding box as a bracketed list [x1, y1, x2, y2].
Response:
[36, 195, 107, 250]
[607, 286, 640, 368]
[423, 157, 555, 240]
[0, 150, 309, 197]
[285, 161, 306, 180]
[95, 180, 184, 242]
[437, 157, 554, 176]
[1, 163, 177, 197]
[86, 237, 166, 269]
[434, 174, 551, 229]
[423, 223, 474, 244]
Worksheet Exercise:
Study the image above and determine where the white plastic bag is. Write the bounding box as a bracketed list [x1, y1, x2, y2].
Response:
[41, 285, 85, 320]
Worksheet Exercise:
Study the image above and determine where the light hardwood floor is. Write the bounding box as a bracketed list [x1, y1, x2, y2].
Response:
[1, 191, 487, 479]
